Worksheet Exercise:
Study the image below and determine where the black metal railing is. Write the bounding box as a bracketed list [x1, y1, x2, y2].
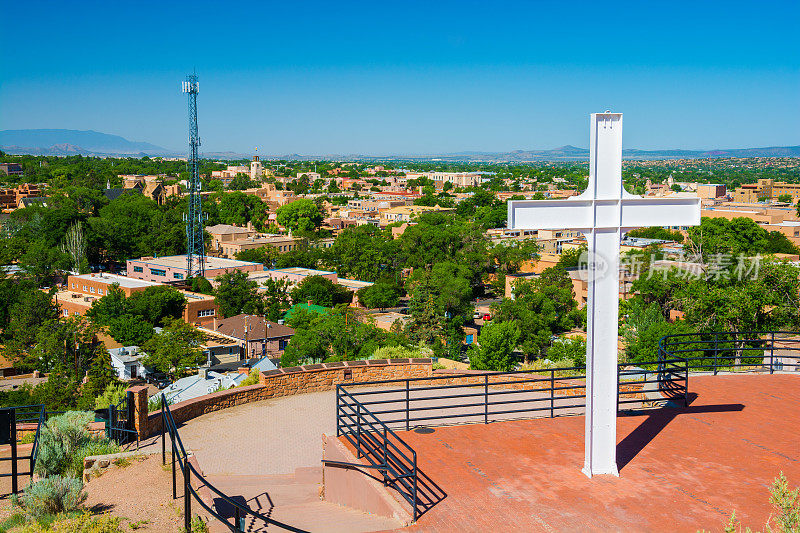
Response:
[160, 393, 307, 533]
[659, 331, 800, 374]
[332, 387, 419, 520]
[332, 360, 688, 520]
[0, 404, 46, 494]
[108, 393, 139, 447]
[337, 362, 686, 432]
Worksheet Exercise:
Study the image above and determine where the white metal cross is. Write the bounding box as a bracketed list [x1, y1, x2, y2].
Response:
[507, 113, 701, 477]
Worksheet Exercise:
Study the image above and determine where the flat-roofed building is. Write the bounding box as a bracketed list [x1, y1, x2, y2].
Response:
[404, 171, 484, 189]
[127, 255, 262, 283]
[58, 272, 220, 327]
[380, 204, 454, 225]
[219, 235, 302, 259]
[206, 224, 258, 252]
[696, 183, 726, 199]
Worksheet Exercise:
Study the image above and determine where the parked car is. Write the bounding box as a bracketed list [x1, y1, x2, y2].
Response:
[473, 311, 482, 320]
[483, 313, 492, 321]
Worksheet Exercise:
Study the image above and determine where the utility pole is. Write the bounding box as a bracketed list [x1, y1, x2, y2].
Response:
[182, 74, 205, 279]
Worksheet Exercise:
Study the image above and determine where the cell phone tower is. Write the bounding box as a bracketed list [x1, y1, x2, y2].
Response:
[182, 73, 205, 279]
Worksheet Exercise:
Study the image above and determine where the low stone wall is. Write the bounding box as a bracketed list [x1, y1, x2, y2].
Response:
[132, 359, 433, 439]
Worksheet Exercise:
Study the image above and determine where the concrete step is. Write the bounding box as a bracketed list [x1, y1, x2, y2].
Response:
[203, 467, 402, 533]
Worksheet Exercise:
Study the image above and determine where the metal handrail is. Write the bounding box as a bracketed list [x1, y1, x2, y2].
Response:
[160, 393, 307, 533]
[334, 386, 419, 520]
[659, 331, 800, 375]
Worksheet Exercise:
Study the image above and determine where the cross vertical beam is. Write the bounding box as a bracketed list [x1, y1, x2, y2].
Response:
[582, 113, 623, 477]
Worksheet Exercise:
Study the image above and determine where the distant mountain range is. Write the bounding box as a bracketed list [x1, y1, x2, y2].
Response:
[1, 129, 798, 161]
[0, 129, 175, 157]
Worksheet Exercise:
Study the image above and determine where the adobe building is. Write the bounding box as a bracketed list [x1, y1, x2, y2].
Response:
[696, 183, 727, 199]
[56, 273, 220, 327]
[202, 314, 295, 360]
[126, 255, 263, 283]
[119, 175, 180, 205]
[206, 224, 258, 253]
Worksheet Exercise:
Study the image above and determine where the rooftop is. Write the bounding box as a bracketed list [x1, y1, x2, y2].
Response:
[71, 272, 161, 290]
[211, 314, 295, 341]
[128, 255, 261, 270]
[205, 224, 254, 235]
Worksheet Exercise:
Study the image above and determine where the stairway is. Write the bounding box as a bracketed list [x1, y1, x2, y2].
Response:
[202, 466, 404, 533]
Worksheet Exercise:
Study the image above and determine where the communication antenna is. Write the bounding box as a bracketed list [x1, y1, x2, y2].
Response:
[182, 74, 205, 278]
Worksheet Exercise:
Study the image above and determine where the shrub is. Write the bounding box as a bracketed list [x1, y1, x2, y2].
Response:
[238, 370, 261, 387]
[17, 511, 123, 532]
[370, 345, 432, 360]
[12, 476, 87, 518]
[94, 383, 127, 411]
[69, 441, 119, 479]
[35, 412, 93, 477]
[147, 395, 173, 413]
[546, 337, 587, 367]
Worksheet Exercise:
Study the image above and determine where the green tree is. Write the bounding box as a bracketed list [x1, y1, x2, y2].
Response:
[686, 217, 799, 258]
[490, 239, 540, 275]
[407, 262, 473, 331]
[108, 314, 155, 346]
[777, 194, 792, 203]
[260, 277, 292, 321]
[626, 226, 684, 243]
[468, 321, 521, 371]
[398, 212, 488, 284]
[557, 245, 588, 269]
[493, 266, 580, 361]
[290, 275, 352, 307]
[214, 270, 263, 317]
[328, 225, 399, 282]
[547, 337, 587, 367]
[215, 191, 270, 230]
[142, 319, 204, 377]
[228, 174, 255, 190]
[236, 245, 280, 268]
[188, 276, 214, 295]
[276, 199, 323, 233]
[357, 282, 401, 310]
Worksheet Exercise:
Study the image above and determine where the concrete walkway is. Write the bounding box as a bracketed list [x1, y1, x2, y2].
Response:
[179, 390, 337, 477]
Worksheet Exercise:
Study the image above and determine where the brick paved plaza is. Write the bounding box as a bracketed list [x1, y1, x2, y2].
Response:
[399, 374, 799, 532]
[177, 373, 799, 532]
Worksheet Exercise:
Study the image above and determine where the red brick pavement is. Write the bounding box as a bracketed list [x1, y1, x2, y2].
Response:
[383, 374, 800, 532]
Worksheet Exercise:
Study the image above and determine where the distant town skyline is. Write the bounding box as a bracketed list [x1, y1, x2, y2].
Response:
[1, 0, 798, 155]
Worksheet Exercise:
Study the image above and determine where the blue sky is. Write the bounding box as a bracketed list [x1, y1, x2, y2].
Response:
[1, 0, 798, 154]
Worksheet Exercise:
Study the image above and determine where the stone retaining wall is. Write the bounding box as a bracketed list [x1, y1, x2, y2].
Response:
[131, 359, 434, 439]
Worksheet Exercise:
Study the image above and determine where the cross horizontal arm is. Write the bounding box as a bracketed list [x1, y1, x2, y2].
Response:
[507, 196, 701, 231]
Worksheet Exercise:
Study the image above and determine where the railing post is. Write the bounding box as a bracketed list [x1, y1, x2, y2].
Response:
[356, 403, 361, 459]
[714, 333, 719, 375]
[108, 403, 116, 442]
[770, 332, 775, 374]
[382, 426, 388, 486]
[412, 452, 418, 523]
[405, 379, 410, 432]
[549, 370, 554, 418]
[484, 374, 489, 424]
[10, 408, 17, 495]
[183, 459, 191, 533]
[335, 386, 341, 437]
[172, 438, 177, 500]
[161, 412, 165, 465]
[684, 358, 689, 407]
